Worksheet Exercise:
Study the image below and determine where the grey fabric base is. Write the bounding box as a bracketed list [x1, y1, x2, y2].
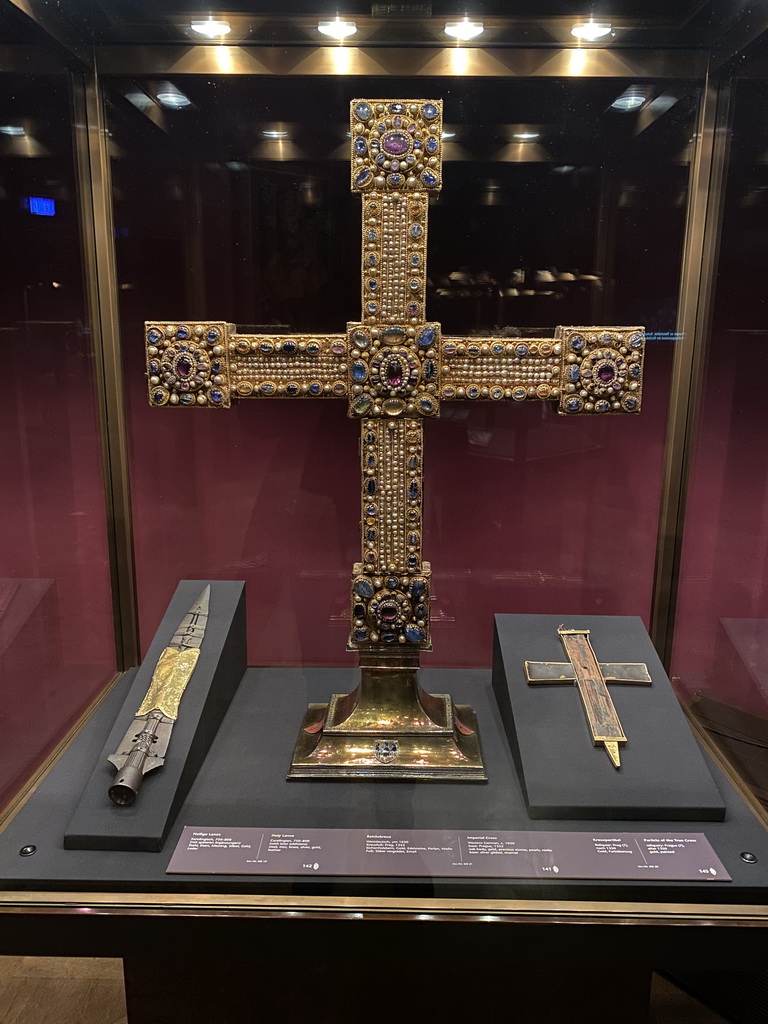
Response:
[493, 614, 726, 820]
[64, 581, 246, 851]
[1, 663, 767, 902]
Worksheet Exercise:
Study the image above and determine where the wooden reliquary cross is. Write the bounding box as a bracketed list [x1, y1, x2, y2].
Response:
[144, 98, 645, 781]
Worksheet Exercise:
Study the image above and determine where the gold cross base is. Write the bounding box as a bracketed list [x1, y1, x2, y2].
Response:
[288, 656, 486, 780]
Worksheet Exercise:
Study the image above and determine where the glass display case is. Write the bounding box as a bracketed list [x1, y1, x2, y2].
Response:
[2, 2, 768, 1020]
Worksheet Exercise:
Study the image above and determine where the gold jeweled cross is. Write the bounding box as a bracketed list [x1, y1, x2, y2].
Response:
[144, 98, 646, 781]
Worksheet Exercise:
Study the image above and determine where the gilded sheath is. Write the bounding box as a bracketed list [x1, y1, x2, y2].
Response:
[107, 587, 210, 805]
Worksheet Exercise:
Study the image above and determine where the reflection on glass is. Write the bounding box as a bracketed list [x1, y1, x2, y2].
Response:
[0, 73, 115, 807]
[110, 75, 698, 667]
[673, 80, 768, 805]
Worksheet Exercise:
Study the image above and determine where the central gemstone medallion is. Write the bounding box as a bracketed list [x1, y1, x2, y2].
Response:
[381, 131, 411, 156]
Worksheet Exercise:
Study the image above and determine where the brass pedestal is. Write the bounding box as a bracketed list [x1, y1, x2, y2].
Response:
[288, 655, 486, 780]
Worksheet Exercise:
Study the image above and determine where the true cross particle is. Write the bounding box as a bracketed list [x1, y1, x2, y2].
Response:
[144, 98, 646, 781]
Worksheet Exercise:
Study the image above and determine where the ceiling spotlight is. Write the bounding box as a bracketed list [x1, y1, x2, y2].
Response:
[317, 18, 357, 39]
[513, 131, 540, 140]
[442, 130, 456, 140]
[190, 19, 232, 38]
[0, 125, 25, 136]
[571, 21, 612, 41]
[444, 19, 484, 40]
[262, 130, 289, 139]
[611, 87, 648, 112]
[156, 85, 191, 109]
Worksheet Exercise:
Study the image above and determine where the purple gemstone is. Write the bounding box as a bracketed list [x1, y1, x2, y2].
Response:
[386, 360, 404, 386]
[394, 116, 402, 127]
[391, 159, 400, 171]
[380, 605, 398, 623]
[176, 356, 192, 378]
[407, 124, 416, 134]
[407, 303, 419, 316]
[383, 132, 410, 155]
[597, 364, 616, 384]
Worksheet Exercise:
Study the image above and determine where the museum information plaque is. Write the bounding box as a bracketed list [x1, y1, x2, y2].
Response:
[167, 826, 730, 881]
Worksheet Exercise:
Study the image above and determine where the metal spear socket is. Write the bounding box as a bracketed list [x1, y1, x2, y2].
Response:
[106, 587, 210, 806]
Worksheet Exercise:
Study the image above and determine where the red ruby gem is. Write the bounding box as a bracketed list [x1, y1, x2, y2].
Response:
[177, 356, 192, 378]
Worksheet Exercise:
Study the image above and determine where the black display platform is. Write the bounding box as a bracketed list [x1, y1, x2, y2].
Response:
[64, 581, 247, 852]
[1, 666, 767, 904]
[492, 614, 726, 821]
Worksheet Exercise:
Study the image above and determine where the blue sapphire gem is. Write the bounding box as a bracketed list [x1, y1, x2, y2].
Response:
[422, 171, 438, 187]
[282, 340, 297, 354]
[411, 580, 426, 598]
[405, 625, 425, 643]
[378, 122, 386, 132]
[259, 342, 273, 353]
[568, 366, 580, 382]
[210, 388, 223, 403]
[367, 254, 377, 267]
[147, 328, 162, 343]
[426, 136, 438, 153]
[624, 396, 638, 410]
[408, 532, 419, 546]
[366, 454, 376, 468]
[422, 104, 438, 120]
[261, 383, 275, 395]
[410, 224, 423, 239]
[629, 364, 641, 378]
[180, 394, 194, 405]
[368, 278, 377, 291]
[365, 503, 377, 517]
[467, 386, 480, 399]
[415, 603, 427, 620]
[354, 102, 372, 121]
[355, 579, 375, 599]
[409, 481, 419, 501]
[417, 326, 435, 349]
[600, 332, 612, 345]
[515, 343, 529, 357]
[178, 344, 188, 353]
[211, 360, 221, 372]
[413, 139, 423, 150]
[353, 628, 369, 643]
[390, 103, 405, 114]
[595, 400, 610, 412]
[424, 360, 437, 381]
[492, 343, 505, 355]
[388, 173, 404, 186]
[355, 168, 373, 188]
[309, 382, 321, 395]
[365, 431, 376, 444]
[367, 229, 377, 242]
[354, 137, 367, 155]
[419, 398, 434, 414]
[152, 390, 165, 403]
[408, 555, 419, 569]
[367, 302, 377, 314]
[382, 633, 397, 644]
[408, 455, 419, 470]
[570, 333, 585, 351]
[411, 254, 420, 267]
[285, 383, 299, 396]
[365, 527, 376, 542]
[386, 577, 398, 590]
[354, 602, 366, 618]
[206, 329, 219, 342]
[176, 325, 190, 340]
[566, 398, 581, 412]
[366, 479, 376, 495]
[306, 341, 320, 355]
[375, 153, 386, 165]
[149, 360, 159, 374]
[629, 332, 643, 348]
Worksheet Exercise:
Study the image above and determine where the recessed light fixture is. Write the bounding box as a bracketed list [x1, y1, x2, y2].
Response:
[262, 130, 289, 139]
[611, 87, 647, 112]
[190, 19, 232, 38]
[571, 21, 612, 41]
[0, 125, 25, 136]
[513, 131, 540, 140]
[444, 19, 484, 40]
[156, 85, 191, 109]
[317, 18, 357, 39]
[441, 130, 456, 140]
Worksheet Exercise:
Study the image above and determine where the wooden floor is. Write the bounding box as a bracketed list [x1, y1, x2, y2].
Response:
[0, 958, 730, 1023]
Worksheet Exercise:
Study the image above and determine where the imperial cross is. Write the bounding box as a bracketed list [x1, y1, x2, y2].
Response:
[144, 98, 646, 781]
